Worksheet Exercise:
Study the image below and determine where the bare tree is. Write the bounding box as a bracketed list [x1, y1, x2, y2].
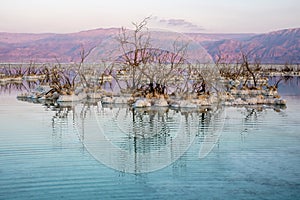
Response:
[115, 17, 152, 91]
[113, 17, 190, 98]
[240, 51, 261, 88]
[77, 45, 97, 88]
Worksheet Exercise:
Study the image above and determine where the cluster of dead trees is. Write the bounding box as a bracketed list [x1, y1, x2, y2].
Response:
[3, 17, 298, 100]
[106, 17, 216, 99]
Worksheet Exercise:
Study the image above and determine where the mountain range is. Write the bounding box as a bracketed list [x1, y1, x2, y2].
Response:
[0, 27, 299, 64]
[202, 28, 300, 64]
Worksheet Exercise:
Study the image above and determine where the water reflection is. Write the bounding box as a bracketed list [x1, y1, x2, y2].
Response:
[270, 76, 300, 95]
[91, 106, 212, 173]
[8, 78, 297, 174]
[0, 79, 299, 200]
[0, 80, 39, 94]
[41, 101, 287, 173]
[29, 99, 226, 173]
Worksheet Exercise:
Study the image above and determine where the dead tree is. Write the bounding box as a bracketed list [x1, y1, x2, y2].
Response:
[78, 45, 96, 88]
[241, 51, 260, 88]
[116, 17, 152, 91]
[114, 17, 190, 98]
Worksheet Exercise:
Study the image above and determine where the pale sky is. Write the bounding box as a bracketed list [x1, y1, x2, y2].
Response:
[0, 0, 299, 33]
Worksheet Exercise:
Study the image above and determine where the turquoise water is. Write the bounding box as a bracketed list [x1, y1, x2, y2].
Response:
[0, 81, 300, 200]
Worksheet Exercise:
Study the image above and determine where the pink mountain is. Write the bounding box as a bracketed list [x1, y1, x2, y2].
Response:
[0, 28, 299, 64]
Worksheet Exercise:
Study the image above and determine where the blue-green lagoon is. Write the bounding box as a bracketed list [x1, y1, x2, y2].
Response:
[0, 78, 299, 200]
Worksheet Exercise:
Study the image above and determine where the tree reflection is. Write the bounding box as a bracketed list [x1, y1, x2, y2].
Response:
[0, 80, 39, 94]
[12, 79, 293, 173]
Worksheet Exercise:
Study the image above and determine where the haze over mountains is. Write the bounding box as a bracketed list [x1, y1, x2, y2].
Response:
[0, 27, 299, 64]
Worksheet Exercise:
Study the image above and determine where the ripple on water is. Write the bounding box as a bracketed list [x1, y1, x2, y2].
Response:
[0, 90, 300, 199]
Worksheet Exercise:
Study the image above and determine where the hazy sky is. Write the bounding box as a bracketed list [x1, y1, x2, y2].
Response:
[1, 0, 299, 33]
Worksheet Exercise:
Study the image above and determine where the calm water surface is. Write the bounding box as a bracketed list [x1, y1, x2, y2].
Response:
[0, 79, 299, 200]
